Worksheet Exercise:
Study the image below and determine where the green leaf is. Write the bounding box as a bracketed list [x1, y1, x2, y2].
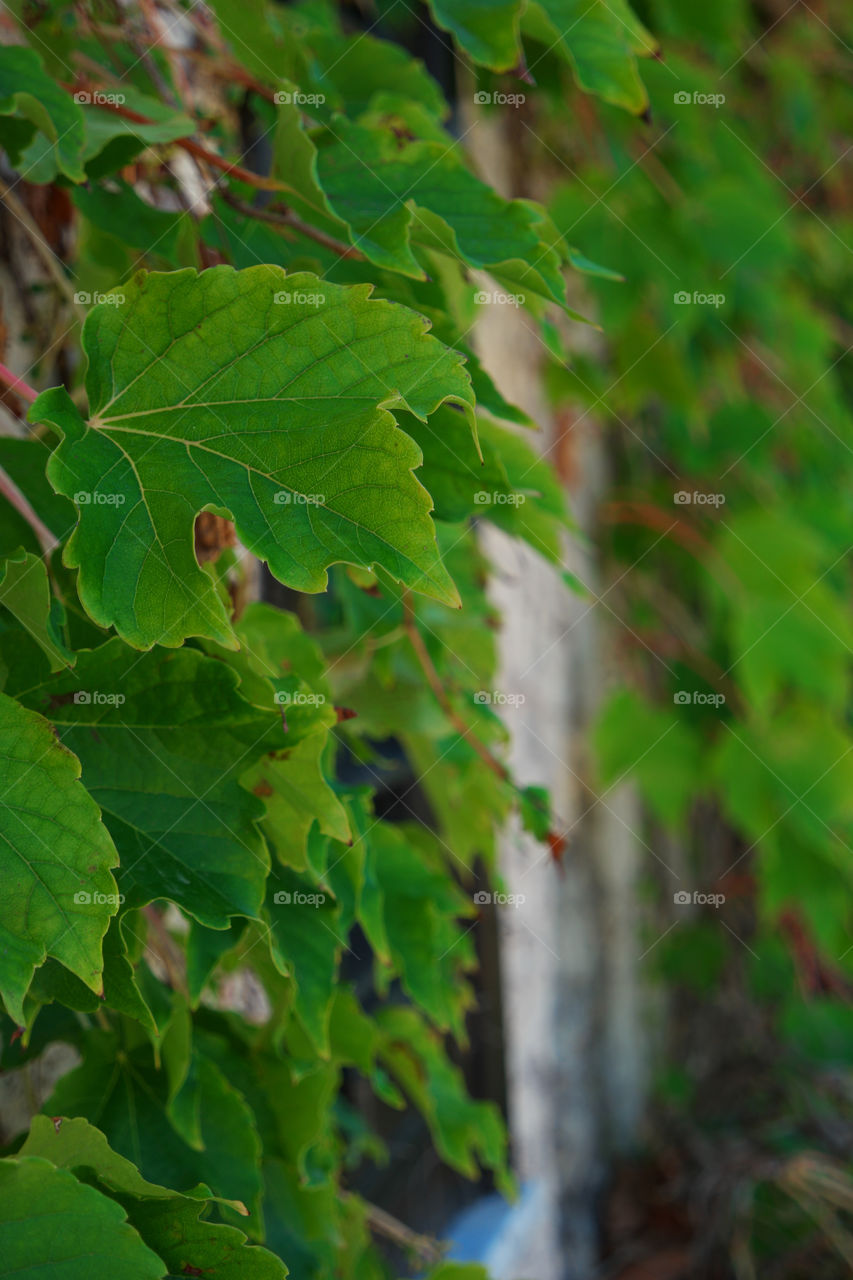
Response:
[35, 265, 475, 649]
[73, 181, 188, 262]
[369, 823, 476, 1035]
[594, 688, 702, 829]
[0, 549, 73, 672]
[424, 0, 524, 70]
[0, 439, 76, 558]
[519, 784, 551, 842]
[524, 0, 653, 114]
[265, 871, 343, 1054]
[0, 1156, 163, 1280]
[245, 731, 350, 872]
[377, 1005, 511, 1194]
[20, 1115, 286, 1278]
[20, 1113, 184, 1198]
[313, 118, 570, 306]
[120, 1197, 288, 1280]
[0, 690, 119, 1022]
[24, 914, 158, 1040]
[0, 46, 85, 181]
[46, 1026, 264, 1220]
[23, 640, 279, 927]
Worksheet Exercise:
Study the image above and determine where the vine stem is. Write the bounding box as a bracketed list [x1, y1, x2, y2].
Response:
[347, 1195, 444, 1265]
[0, 364, 58, 556]
[0, 464, 58, 556]
[401, 591, 510, 784]
[219, 189, 366, 261]
[0, 179, 87, 323]
[67, 88, 364, 262]
[401, 591, 572, 855]
[0, 361, 37, 405]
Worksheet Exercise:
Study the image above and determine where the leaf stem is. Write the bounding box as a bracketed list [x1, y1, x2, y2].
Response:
[401, 591, 571, 853]
[402, 591, 510, 784]
[219, 189, 366, 261]
[0, 463, 58, 556]
[0, 178, 87, 322]
[0, 361, 38, 405]
[66, 87, 364, 262]
[348, 1195, 444, 1265]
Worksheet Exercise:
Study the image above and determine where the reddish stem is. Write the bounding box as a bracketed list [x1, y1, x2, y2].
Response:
[0, 361, 37, 405]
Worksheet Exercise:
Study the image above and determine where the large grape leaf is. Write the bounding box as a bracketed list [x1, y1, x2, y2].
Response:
[33, 265, 475, 650]
[0, 691, 119, 1023]
[22, 641, 282, 928]
[0, 1157, 163, 1280]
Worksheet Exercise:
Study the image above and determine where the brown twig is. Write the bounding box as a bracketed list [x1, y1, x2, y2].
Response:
[0, 361, 37, 405]
[400, 592, 573, 855]
[0, 364, 59, 556]
[218, 189, 365, 261]
[142, 905, 189, 997]
[349, 1195, 444, 1265]
[0, 178, 87, 322]
[0, 463, 58, 556]
[402, 591, 510, 784]
[64, 86, 363, 261]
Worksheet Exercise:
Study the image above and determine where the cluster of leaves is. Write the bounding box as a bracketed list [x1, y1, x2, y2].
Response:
[522, 0, 853, 1267]
[0, 1, 653, 1275]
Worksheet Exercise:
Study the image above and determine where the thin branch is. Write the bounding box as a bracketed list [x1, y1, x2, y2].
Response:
[402, 591, 510, 784]
[0, 361, 37, 405]
[143, 905, 189, 998]
[0, 364, 58, 554]
[64, 88, 285, 190]
[348, 1195, 444, 1265]
[64, 85, 364, 262]
[0, 178, 87, 322]
[401, 591, 572, 853]
[219, 189, 365, 261]
[0, 464, 58, 556]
